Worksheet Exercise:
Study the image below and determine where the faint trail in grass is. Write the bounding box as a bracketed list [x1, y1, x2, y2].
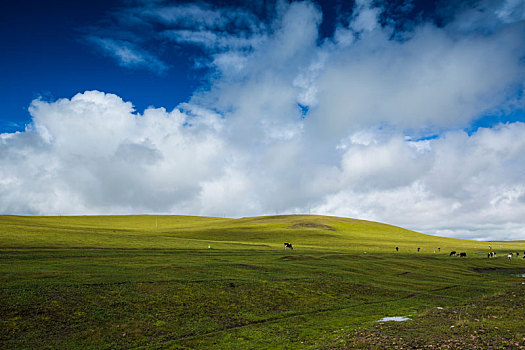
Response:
[0, 276, 339, 290]
[430, 285, 459, 292]
[134, 285, 461, 349]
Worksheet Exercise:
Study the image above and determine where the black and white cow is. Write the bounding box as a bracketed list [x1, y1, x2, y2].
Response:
[449, 251, 457, 256]
[458, 252, 467, 257]
[284, 242, 293, 250]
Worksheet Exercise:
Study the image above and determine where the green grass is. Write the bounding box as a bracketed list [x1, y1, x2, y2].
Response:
[1, 214, 524, 349]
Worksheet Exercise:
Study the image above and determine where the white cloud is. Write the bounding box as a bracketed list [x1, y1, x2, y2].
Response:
[1, 91, 225, 214]
[162, 29, 263, 51]
[309, 23, 525, 140]
[350, 0, 382, 33]
[142, 3, 229, 29]
[87, 37, 168, 73]
[2, 1, 525, 240]
[316, 123, 525, 240]
[495, 0, 525, 24]
[138, 2, 262, 33]
[86, 1, 271, 73]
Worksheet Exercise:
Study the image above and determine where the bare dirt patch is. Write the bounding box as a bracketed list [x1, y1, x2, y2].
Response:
[288, 222, 336, 231]
[278, 255, 322, 261]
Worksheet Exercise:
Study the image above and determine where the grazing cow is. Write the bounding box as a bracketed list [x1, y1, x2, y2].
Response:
[418, 247, 420, 252]
[508, 253, 512, 261]
[450, 251, 457, 256]
[284, 242, 293, 250]
[438, 248, 440, 252]
[458, 252, 466, 257]
[396, 246, 399, 252]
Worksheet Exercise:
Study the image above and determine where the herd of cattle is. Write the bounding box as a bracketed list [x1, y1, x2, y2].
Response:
[284, 243, 524, 260]
[449, 251, 467, 257]
[449, 250, 525, 260]
[403, 248, 525, 260]
[503, 252, 524, 260]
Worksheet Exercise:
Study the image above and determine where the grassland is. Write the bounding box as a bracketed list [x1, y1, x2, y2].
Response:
[1, 214, 524, 349]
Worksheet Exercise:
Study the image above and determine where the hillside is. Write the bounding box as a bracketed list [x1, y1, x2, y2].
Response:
[0, 214, 512, 254]
[2, 214, 524, 349]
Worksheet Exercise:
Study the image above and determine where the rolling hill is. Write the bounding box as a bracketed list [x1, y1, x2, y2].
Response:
[0, 214, 511, 254]
[1, 215, 524, 349]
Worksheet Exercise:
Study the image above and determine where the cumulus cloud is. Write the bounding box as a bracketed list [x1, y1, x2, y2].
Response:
[350, 0, 382, 32]
[310, 22, 525, 140]
[316, 123, 525, 240]
[2, 0, 525, 240]
[1, 91, 225, 214]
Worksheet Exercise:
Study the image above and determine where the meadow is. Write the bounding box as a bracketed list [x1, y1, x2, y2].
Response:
[1, 214, 524, 349]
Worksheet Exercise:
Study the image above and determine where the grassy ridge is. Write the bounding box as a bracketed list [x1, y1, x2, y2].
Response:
[1, 215, 524, 349]
[0, 214, 516, 253]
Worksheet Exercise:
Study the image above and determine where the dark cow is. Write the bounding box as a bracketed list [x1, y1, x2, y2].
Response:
[417, 247, 420, 252]
[396, 246, 399, 252]
[284, 242, 293, 250]
[458, 252, 467, 257]
[450, 251, 456, 256]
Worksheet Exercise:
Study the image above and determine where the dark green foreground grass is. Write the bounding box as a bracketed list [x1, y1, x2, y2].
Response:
[1, 215, 524, 349]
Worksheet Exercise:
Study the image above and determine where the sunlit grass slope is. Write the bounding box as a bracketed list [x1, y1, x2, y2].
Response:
[0, 214, 519, 253]
[2, 215, 525, 349]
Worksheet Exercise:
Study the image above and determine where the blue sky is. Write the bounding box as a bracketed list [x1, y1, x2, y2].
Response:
[1, 0, 485, 133]
[0, 0, 198, 132]
[1, 0, 525, 240]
